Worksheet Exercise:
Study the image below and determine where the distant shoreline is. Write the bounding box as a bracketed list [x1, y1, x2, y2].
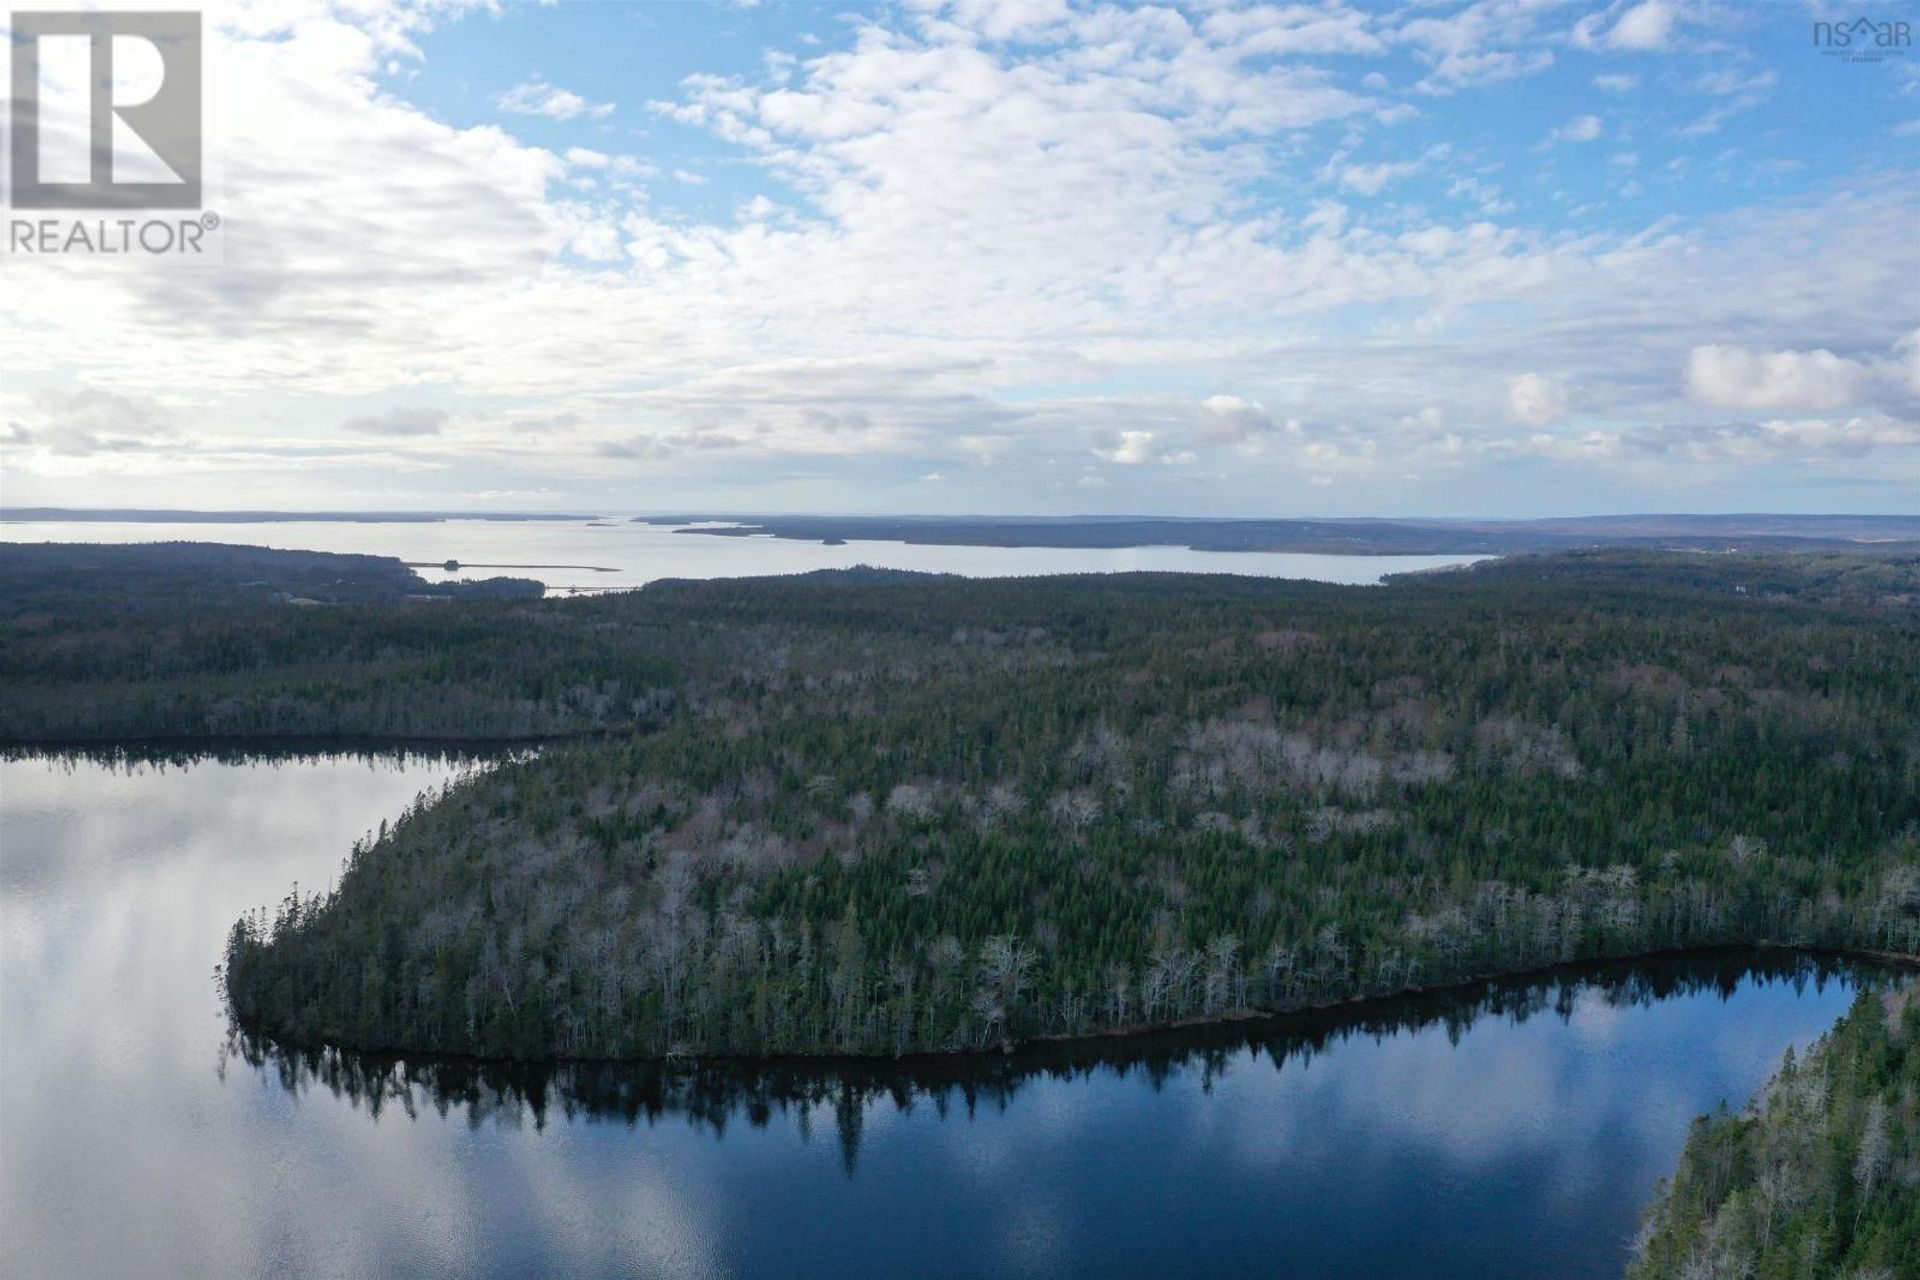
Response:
[1, 509, 596, 524]
[7, 509, 1917, 564]
[629, 513, 1920, 557]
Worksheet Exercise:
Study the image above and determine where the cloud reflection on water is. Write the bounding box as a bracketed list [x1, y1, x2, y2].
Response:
[0, 752, 1879, 1280]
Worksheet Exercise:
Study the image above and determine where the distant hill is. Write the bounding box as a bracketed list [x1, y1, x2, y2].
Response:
[632, 513, 1920, 556]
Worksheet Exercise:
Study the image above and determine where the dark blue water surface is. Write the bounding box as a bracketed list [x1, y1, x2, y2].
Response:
[0, 752, 1880, 1279]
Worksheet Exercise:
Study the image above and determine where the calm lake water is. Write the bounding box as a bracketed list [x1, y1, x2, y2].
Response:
[0, 519, 1490, 592]
[0, 751, 1881, 1279]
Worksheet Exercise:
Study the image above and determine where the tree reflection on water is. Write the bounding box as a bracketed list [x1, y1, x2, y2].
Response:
[224, 948, 1880, 1175]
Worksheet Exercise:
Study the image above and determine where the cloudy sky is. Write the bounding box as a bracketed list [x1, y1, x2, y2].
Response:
[3, 0, 1916, 516]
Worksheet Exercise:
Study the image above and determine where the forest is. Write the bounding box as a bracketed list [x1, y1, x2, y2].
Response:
[5, 542, 1916, 1065]
[7, 540, 1917, 1275]
[4, 542, 1916, 743]
[1628, 986, 1918, 1279]
[0, 541, 542, 617]
[176, 548, 1920, 1064]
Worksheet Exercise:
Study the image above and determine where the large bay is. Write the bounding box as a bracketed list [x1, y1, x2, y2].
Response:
[0, 519, 1489, 592]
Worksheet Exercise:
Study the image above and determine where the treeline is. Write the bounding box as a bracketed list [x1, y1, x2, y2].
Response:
[0, 541, 541, 620]
[222, 952, 1870, 1164]
[1629, 987, 1919, 1279]
[0, 541, 671, 740]
[216, 551, 1920, 1060]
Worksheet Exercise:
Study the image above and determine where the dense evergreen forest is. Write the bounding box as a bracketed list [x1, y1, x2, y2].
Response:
[0, 541, 541, 619]
[1628, 987, 1919, 1279]
[0, 542, 629, 740]
[184, 548, 1920, 1062]
[4, 543, 1915, 743]
[5, 542, 1915, 1066]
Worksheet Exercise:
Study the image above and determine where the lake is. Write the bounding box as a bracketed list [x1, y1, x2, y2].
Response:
[0, 750, 1883, 1279]
[0, 518, 1490, 592]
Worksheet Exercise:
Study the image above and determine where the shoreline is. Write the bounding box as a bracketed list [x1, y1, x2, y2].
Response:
[0, 730, 616, 753]
[228, 942, 1919, 1076]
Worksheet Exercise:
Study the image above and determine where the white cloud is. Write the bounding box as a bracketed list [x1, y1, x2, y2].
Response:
[1502, 429, 1621, 461]
[1610, 2, 1676, 51]
[1575, 2, 1678, 53]
[1094, 430, 1195, 466]
[1395, 2, 1559, 94]
[1548, 415, 1920, 462]
[1540, 114, 1602, 148]
[1098, 430, 1158, 465]
[1507, 373, 1570, 426]
[1687, 345, 1872, 412]
[496, 79, 615, 121]
[1447, 176, 1513, 214]
[1298, 435, 1381, 477]
[1697, 67, 1778, 99]
[1338, 159, 1421, 195]
[1747, 416, 1919, 455]
[1195, 395, 1274, 445]
[1593, 73, 1639, 93]
[1414, 48, 1554, 96]
[1199, 4, 1384, 57]
[937, 0, 1073, 42]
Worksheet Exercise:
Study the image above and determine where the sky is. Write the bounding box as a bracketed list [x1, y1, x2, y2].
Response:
[2, 0, 1917, 517]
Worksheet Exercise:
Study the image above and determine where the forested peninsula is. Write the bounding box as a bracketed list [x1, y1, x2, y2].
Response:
[4, 542, 1916, 1066]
